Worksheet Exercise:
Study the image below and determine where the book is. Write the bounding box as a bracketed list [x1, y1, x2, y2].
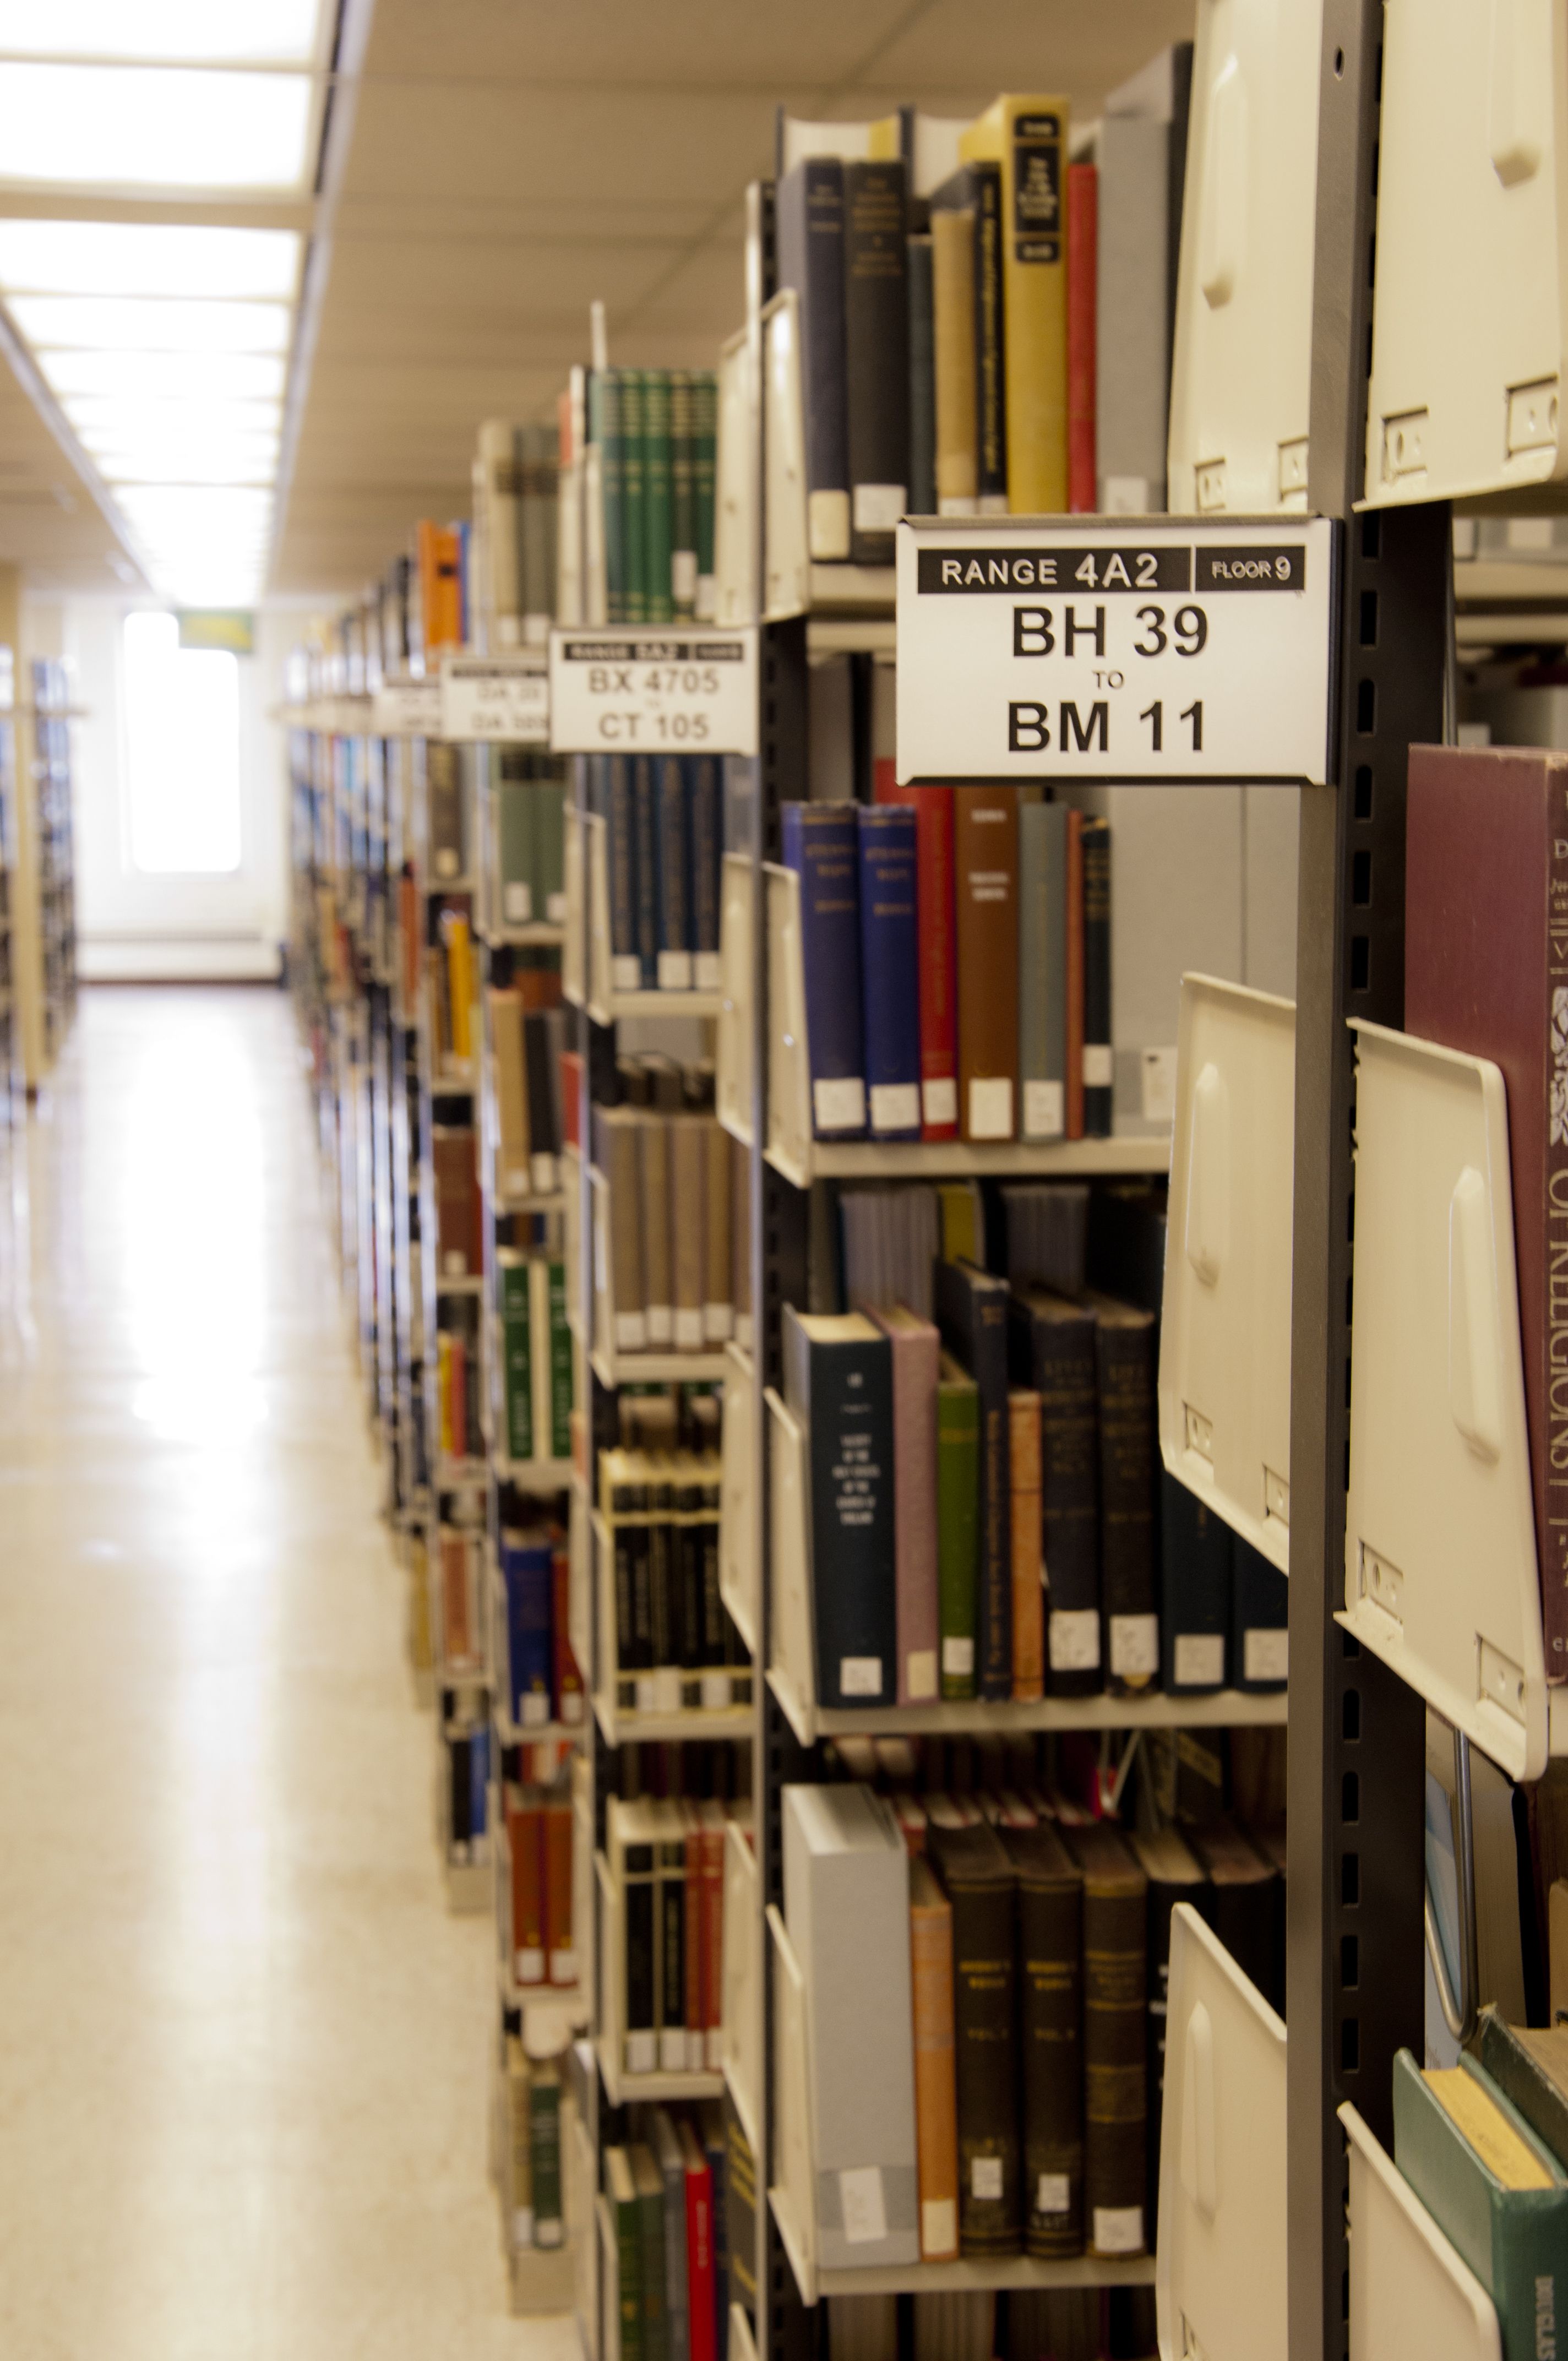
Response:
[1066, 159, 1097, 512]
[640, 1113, 673, 1349]
[1129, 1825, 1209, 2240]
[1188, 1817, 1278, 2012]
[1088, 1294, 1158, 1695]
[656, 754, 692, 989]
[1392, 2048, 1568, 2358]
[927, 1820, 1021, 2256]
[1161, 1475, 1231, 1693]
[843, 158, 911, 565]
[935, 1259, 1014, 1700]
[1018, 801, 1067, 1142]
[528, 2047, 562, 2246]
[632, 753, 660, 986]
[930, 184, 978, 515]
[428, 741, 466, 882]
[605, 754, 640, 989]
[1474, 2008, 1568, 2170]
[1009, 1289, 1100, 1695]
[954, 786, 1020, 1141]
[431, 1125, 480, 1275]
[593, 1105, 645, 1351]
[650, 2112, 690, 2361]
[1406, 745, 1568, 1680]
[629, 2143, 669, 2361]
[509, 1784, 546, 1983]
[910, 1853, 961, 2260]
[782, 1307, 897, 1707]
[644, 370, 673, 625]
[1095, 110, 1170, 513]
[1064, 1821, 1147, 2257]
[669, 371, 696, 616]
[693, 372, 718, 619]
[505, 2037, 532, 2244]
[1008, 1390, 1045, 1703]
[552, 1545, 583, 1723]
[937, 1350, 981, 1700]
[907, 230, 937, 515]
[857, 803, 922, 1140]
[960, 98, 1069, 513]
[498, 1251, 534, 1462]
[519, 420, 557, 644]
[678, 2118, 717, 2361]
[689, 755, 722, 991]
[1065, 809, 1085, 1138]
[777, 156, 852, 562]
[1003, 1822, 1084, 2259]
[781, 803, 866, 1138]
[874, 778, 959, 1138]
[502, 1530, 553, 1723]
[933, 160, 1010, 513]
[670, 1118, 706, 1352]
[1232, 1536, 1288, 1693]
[872, 1304, 941, 1705]
[605, 2147, 644, 2361]
[1080, 817, 1112, 1135]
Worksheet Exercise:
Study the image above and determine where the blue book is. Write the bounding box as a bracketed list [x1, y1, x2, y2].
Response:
[632, 754, 659, 987]
[605, 755, 640, 991]
[688, 755, 722, 989]
[469, 1725, 490, 1839]
[780, 801, 865, 1138]
[855, 803, 921, 1140]
[502, 1535, 555, 1726]
[1232, 1537, 1288, 1692]
[655, 753, 692, 988]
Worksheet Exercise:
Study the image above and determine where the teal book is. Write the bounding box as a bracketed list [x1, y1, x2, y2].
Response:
[669, 369, 696, 617]
[693, 370, 717, 617]
[1392, 2047, 1568, 2361]
[546, 1259, 572, 1460]
[1019, 801, 1066, 1141]
[620, 367, 649, 626]
[937, 1348, 979, 1699]
[592, 369, 627, 626]
[497, 768, 535, 926]
[499, 1251, 534, 1462]
[643, 367, 673, 624]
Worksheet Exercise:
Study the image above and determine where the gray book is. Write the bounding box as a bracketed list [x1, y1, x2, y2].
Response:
[649, 2110, 690, 2361]
[1095, 113, 1171, 513]
[1019, 802, 1067, 1140]
[639, 1113, 673, 1347]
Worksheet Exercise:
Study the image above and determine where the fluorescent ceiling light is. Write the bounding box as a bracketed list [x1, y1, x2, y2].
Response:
[41, 348, 286, 401]
[100, 452, 279, 488]
[0, 219, 300, 298]
[0, 0, 324, 67]
[8, 295, 291, 355]
[63, 395, 282, 438]
[0, 63, 313, 191]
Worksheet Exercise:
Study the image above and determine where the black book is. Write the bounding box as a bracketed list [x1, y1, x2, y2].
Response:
[1188, 1816, 1279, 2012]
[1081, 818, 1112, 1136]
[781, 1305, 897, 1708]
[1232, 1536, 1288, 1693]
[1129, 1825, 1210, 2239]
[776, 157, 850, 563]
[1165, 42, 1196, 401]
[1088, 1294, 1159, 1697]
[968, 161, 1008, 509]
[524, 1009, 557, 1160]
[1009, 1287, 1100, 1698]
[1001, 1823, 1085, 2258]
[843, 157, 911, 565]
[935, 1258, 1014, 1699]
[907, 230, 936, 514]
[647, 1463, 676, 1680]
[928, 1820, 1021, 2256]
[1159, 1475, 1231, 1695]
[1085, 1184, 1167, 1315]
[449, 1732, 472, 1846]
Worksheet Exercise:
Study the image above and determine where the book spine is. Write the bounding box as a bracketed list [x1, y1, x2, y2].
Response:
[621, 368, 648, 625]
[552, 1544, 584, 1724]
[972, 1294, 1014, 1701]
[886, 1321, 940, 1705]
[1017, 802, 1065, 1141]
[907, 231, 937, 515]
[930, 202, 978, 513]
[606, 755, 640, 989]
[972, 165, 1008, 511]
[656, 755, 693, 989]
[776, 159, 851, 562]
[703, 1118, 733, 1341]
[530, 2069, 562, 2243]
[688, 757, 722, 990]
[661, 1845, 688, 2070]
[1065, 808, 1084, 1139]
[511, 1792, 546, 1980]
[644, 367, 673, 623]
[508, 1544, 554, 1720]
[1160, 1475, 1231, 1693]
[877, 780, 958, 1137]
[1003, 102, 1068, 513]
[949, 1873, 1021, 2254]
[1098, 1318, 1158, 1695]
[671, 1120, 706, 1352]
[910, 1885, 961, 2259]
[529, 1258, 552, 1478]
[1024, 1310, 1101, 1698]
[937, 1378, 979, 1699]
[670, 369, 697, 616]
[547, 1260, 571, 1459]
[685, 2162, 716, 2361]
[1008, 1390, 1045, 1702]
[844, 159, 911, 565]
[955, 787, 1020, 1141]
[502, 1256, 535, 1461]
[1066, 159, 1097, 514]
[1019, 1870, 1085, 2257]
[1547, 765, 1568, 1675]
[616, 2185, 643, 2361]
[1081, 816, 1112, 1135]
[1232, 1537, 1289, 1691]
[1082, 1874, 1147, 2256]
[447, 909, 473, 1059]
[780, 803, 865, 1138]
[798, 1325, 898, 1707]
[702, 1822, 725, 2069]
[598, 371, 627, 625]
[857, 804, 922, 1139]
[693, 372, 717, 619]
[633, 754, 659, 986]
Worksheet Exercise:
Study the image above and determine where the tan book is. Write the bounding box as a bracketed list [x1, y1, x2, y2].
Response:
[732, 1133, 753, 1351]
[910, 1854, 961, 2260]
[931, 203, 978, 513]
[639, 1113, 673, 1348]
[1553, 1880, 1568, 2027]
[489, 987, 531, 1194]
[702, 1118, 733, 1342]
[954, 787, 1020, 1140]
[1008, 1389, 1044, 1702]
[594, 1106, 646, 1351]
[669, 1117, 707, 1352]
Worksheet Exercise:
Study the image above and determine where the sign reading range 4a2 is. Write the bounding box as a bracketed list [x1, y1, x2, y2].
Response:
[548, 626, 758, 757]
[895, 515, 1335, 787]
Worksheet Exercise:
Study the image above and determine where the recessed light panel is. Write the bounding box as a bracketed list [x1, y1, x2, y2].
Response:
[9, 295, 292, 355]
[0, 63, 313, 191]
[0, 220, 301, 300]
[0, 0, 325, 66]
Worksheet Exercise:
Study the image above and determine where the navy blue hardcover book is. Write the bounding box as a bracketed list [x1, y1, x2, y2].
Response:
[502, 1534, 554, 1724]
[781, 801, 865, 1138]
[655, 752, 692, 988]
[605, 755, 640, 992]
[856, 802, 922, 1140]
[775, 157, 850, 562]
[631, 753, 659, 987]
[688, 754, 722, 989]
[1232, 1537, 1288, 1693]
[1159, 1475, 1231, 1694]
[469, 1726, 490, 1839]
[782, 1304, 897, 1709]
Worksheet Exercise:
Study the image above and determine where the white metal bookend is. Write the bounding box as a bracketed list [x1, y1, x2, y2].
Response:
[1337, 2102, 1502, 2359]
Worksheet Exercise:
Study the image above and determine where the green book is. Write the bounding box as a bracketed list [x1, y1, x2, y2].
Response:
[499, 1250, 534, 1461]
[1019, 801, 1066, 1142]
[628, 2143, 667, 2361]
[937, 1347, 980, 1700]
[604, 2147, 642, 2361]
[496, 766, 534, 926]
[669, 369, 696, 617]
[620, 367, 648, 627]
[1392, 2047, 1568, 2361]
[693, 370, 717, 617]
[594, 368, 627, 625]
[534, 775, 567, 927]
[547, 1258, 573, 1460]
[643, 367, 673, 624]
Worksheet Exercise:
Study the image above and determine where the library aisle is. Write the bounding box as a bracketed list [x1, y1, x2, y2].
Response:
[0, 986, 571, 2358]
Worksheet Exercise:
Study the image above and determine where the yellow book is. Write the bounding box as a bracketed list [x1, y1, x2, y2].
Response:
[444, 911, 473, 1063]
[960, 96, 1070, 513]
[932, 206, 978, 512]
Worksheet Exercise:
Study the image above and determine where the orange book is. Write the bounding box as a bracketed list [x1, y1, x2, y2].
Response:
[509, 1785, 546, 1984]
[1009, 1390, 1044, 1702]
[543, 1785, 575, 1985]
[910, 1855, 961, 2260]
[417, 518, 463, 654]
[1065, 809, 1085, 1139]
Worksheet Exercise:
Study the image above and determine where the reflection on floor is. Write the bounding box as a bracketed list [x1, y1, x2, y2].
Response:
[0, 986, 573, 2358]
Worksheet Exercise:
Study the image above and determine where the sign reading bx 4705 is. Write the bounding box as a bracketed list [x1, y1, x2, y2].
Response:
[894, 516, 1334, 786]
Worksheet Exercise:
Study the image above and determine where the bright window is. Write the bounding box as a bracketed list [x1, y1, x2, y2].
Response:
[123, 611, 241, 875]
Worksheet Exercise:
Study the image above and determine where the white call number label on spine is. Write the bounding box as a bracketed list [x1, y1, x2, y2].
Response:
[549, 627, 758, 757]
[440, 653, 550, 744]
[895, 515, 1333, 785]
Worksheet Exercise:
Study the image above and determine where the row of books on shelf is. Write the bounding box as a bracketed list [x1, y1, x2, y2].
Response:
[582, 368, 719, 625]
[503, 1759, 576, 1989]
[602, 2102, 733, 2361]
[785, 1253, 1284, 1712]
[473, 421, 559, 653]
[497, 1527, 583, 1729]
[435, 1310, 486, 1465]
[497, 1250, 573, 1464]
[426, 742, 568, 917]
[822, 2285, 1157, 2361]
[432, 1040, 565, 1271]
[600, 1449, 751, 1715]
[606, 1792, 752, 2076]
[594, 1100, 749, 1358]
[786, 791, 1112, 1147]
[591, 754, 725, 994]
[785, 1768, 1283, 2270]
[502, 2032, 566, 2251]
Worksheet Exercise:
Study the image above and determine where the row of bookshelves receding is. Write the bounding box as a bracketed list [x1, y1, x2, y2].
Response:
[714, 856, 1170, 1191]
[564, 808, 724, 1029]
[587, 1505, 756, 1748]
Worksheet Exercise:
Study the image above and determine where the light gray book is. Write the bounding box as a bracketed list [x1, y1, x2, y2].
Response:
[1018, 801, 1067, 1140]
[1095, 113, 1170, 513]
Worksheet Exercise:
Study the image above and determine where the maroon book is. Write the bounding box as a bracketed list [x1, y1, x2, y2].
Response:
[1406, 743, 1568, 1680]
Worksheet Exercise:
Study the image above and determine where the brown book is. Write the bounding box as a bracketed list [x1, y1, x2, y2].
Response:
[441, 1526, 480, 1666]
[910, 1853, 961, 2260]
[631, 1112, 670, 1351]
[1002, 1821, 1084, 2258]
[954, 786, 1020, 1141]
[516, 965, 564, 1012]
[591, 1106, 645, 1351]
[543, 1785, 575, 1985]
[932, 202, 978, 513]
[927, 1819, 1021, 2256]
[431, 1125, 480, 1275]
[1406, 743, 1568, 1677]
[731, 1133, 752, 1348]
[872, 1304, 942, 1707]
[703, 1119, 732, 1343]
[1063, 1820, 1147, 2258]
[1187, 1814, 1279, 2015]
[1065, 808, 1085, 1139]
[1009, 1389, 1044, 1702]
[669, 1116, 706, 1352]
[508, 1782, 546, 1983]
[489, 986, 531, 1194]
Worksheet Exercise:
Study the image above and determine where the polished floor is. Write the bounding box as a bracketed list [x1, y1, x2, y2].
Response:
[0, 987, 575, 2359]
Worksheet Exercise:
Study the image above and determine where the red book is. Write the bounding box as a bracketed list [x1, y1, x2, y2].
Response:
[875, 757, 959, 1139]
[559, 1048, 583, 1152]
[543, 1786, 575, 1984]
[551, 1547, 584, 1724]
[680, 2120, 717, 2361]
[1065, 809, 1085, 1139]
[1406, 744, 1568, 1678]
[1066, 161, 1098, 514]
[508, 1785, 546, 1984]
